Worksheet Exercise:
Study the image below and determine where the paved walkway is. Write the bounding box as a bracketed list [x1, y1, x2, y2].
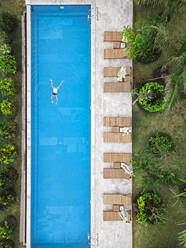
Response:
[25, 1, 133, 247]
[94, 1, 132, 248]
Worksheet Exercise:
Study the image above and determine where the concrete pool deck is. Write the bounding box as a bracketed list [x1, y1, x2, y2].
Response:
[25, 0, 133, 248]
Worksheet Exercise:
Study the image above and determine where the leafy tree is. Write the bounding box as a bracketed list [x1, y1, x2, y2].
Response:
[0, 221, 12, 239]
[0, 144, 17, 164]
[148, 35, 186, 113]
[0, 31, 9, 43]
[136, 192, 168, 226]
[123, 20, 161, 63]
[0, 12, 17, 33]
[0, 44, 11, 55]
[164, 40, 186, 113]
[133, 149, 182, 190]
[0, 188, 16, 210]
[0, 99, 16, 116]
[0, 55, 16, 74]
[0, 78, 16, 96]
[0, 239, 14, 248]
[0, 216, 17, 240]
[0, 167, 18, 188]
[0, 121, 17, 140]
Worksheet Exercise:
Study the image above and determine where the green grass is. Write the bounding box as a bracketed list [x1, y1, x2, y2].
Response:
[0, 0, 25, 247]
[133, 1, 186, 248]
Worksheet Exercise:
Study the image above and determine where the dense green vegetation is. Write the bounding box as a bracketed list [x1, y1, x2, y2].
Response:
[0, 0, 24, 247]
[0, 0, 185, 247]
[136, 192, 168, 226]
[132, 0, 186, 247]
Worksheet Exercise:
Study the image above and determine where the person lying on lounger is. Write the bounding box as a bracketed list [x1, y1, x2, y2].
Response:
[50, 79, 64, 104]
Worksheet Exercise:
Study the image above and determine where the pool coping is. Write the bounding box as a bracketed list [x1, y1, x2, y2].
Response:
[26, 2, 96, 248]
[20, 11, 27, 246]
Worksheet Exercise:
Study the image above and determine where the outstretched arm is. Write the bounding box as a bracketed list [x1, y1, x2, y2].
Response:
[50, 79, 54, 89]
[57, 80, 64, 90]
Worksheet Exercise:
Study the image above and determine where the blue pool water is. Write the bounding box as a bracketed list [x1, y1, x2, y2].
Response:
[31, 5, 91, 248]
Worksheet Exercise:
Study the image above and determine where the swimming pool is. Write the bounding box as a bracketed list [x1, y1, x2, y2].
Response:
[31, 5, 91, 248]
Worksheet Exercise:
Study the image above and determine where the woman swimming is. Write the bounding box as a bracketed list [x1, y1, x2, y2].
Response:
[50, 79, 64, 104]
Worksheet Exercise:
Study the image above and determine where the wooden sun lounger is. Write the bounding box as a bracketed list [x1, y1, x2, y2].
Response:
[104, 168, 131, 179]
[104, 133, 132, 143]
[104, 66, 131, 77]
[104, 153, 132, 163]
[104, 82, 131, 92]
[103, 210, 131, 222]
[104, 31, 123, 42]
[113, 42, 121, 49]
[104, 117, 132, 127]
[104, 48, 128, 59]
[104, 194, 132, 206]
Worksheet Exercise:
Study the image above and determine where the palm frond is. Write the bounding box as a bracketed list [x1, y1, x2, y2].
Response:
[173, 0, 186, 12]
[167, 54, 186, 74]
[138, 0, 165, 8]
[150, 24, 170, 51]
[165, 69, 185, 113]
[178, 229, 186, 247]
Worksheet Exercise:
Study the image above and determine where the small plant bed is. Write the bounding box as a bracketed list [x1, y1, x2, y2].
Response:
[133, 81, 165, 112]
[148, 133, 174, 156]
[136, 192, 168, 226]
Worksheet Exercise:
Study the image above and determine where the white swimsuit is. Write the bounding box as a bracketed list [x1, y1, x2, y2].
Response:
[53, 88, 58, 95]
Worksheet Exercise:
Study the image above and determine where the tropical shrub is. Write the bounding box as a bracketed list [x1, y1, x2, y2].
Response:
[138, 82, 165, 112]
[123, 20, 161, 63]
[0, 144, 17, 164]
[0, 167, 18, 188]
[170, 178, 186, 208]
[164, 35, 186, 113]
[0, 121, 17, 140]
[0, 78, 16, 96]
[0, 31, 9, 43]
[0, 12, 17, 33]
[0, 221, 12, 240]
[0, 216, 17, 240]
[122, 26, 135, 43]
[0, 188, 16, 210]
[0, 99, 16, 116]
[0, 239, 14, 248]
[133, 150, 182, 190]
[136, 192, 168, 226]
[0, 44, 11, 55]
[4, 216, 17, 231]
[148, 133, 174, 156]
[0, 55, 16, 74]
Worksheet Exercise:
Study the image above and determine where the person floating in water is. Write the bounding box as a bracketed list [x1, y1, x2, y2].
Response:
[50, 79, 64, 104]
